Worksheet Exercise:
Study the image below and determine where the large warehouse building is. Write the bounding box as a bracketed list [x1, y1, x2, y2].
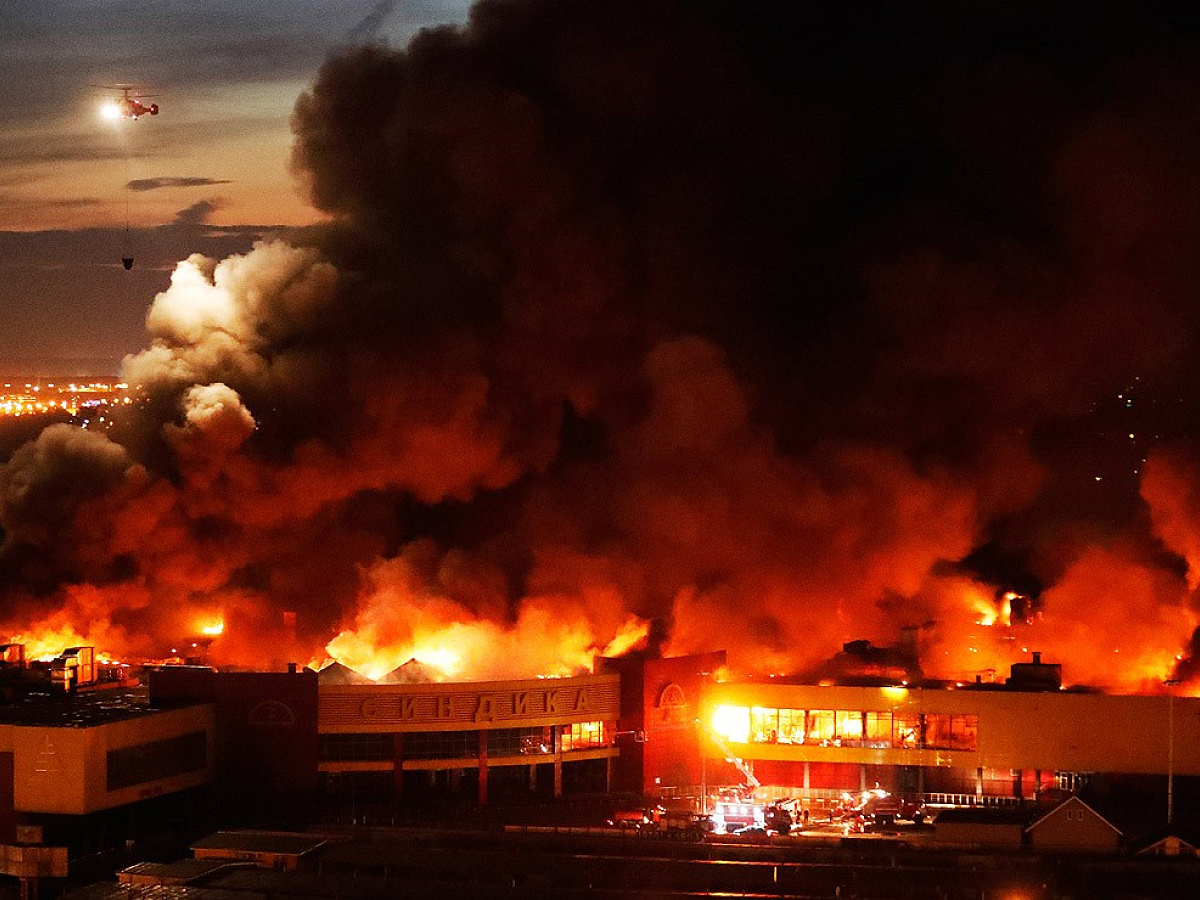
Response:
[701, 674, 1200, 804]
[155, 647, 1200, 817]
[607, 650, 1200, 811]
[0, 644, 1197, 843]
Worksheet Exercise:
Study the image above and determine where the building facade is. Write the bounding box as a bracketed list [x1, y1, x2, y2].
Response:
[138, 652, 1200, 816]
[699, 676, 1200, 805]
[317, 673, 621, 804]
[0, 704, 214, 819]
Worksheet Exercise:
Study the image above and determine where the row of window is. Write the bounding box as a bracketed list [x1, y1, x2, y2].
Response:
[562, 721, 610, 752]
[715, 705, 978, 751]
[320, 732, 392, 761]
[107, 730, 208, 791]
[318, 722, 613, 762]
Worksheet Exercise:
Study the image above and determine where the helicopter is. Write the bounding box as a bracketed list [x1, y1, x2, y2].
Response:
[92, 84, 162, 269]
[94, 84, 159, 120]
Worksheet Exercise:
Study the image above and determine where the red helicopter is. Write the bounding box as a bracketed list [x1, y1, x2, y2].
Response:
[95, 84, 159, 120]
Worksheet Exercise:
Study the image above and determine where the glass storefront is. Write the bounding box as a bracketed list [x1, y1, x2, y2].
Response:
[716, 704, 978, 751]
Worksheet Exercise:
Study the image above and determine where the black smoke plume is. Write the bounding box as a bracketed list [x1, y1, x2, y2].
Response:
[4, 2, 1200, 686]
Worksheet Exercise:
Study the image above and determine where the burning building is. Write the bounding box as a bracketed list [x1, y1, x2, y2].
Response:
[6, 2, 1200, 814]
[0, 638, 1192, 869]
[149, 647, 1200, 823]
[703, 662, 1200, 810]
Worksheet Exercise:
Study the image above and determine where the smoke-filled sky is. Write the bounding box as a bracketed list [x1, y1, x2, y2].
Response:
[5, 2, 1200, 691]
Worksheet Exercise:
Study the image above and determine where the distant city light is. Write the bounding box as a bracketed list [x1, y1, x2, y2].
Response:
[0, 378, 135, 422]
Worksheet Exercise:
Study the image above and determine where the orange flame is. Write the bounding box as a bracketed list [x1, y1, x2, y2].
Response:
[324, 611, 650, 682]
[5, 624, 96, 661]
[2, 623, 127, 665]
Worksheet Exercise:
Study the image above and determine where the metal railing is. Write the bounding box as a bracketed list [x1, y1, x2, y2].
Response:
[923, 792, 1023, 808]
[655, 784, 1028, 809]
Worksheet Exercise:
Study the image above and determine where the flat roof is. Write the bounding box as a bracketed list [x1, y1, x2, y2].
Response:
[121, 859, 254, 882]
[0, 686, 200, 728]
[191, 831, 329, 857]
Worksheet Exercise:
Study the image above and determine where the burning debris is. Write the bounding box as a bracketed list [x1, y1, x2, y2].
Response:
[4, 3, 1200, 690]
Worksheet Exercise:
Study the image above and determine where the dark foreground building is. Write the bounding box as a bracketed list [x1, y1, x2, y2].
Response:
[2, 645, 1200, 896]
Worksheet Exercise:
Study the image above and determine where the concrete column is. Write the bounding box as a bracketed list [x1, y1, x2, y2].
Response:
[392, 733, 405, 798]
[975, 767, 984, 802]
[553, 724, 563, 798]
[860, 765, 867, 791]
[529, 763, 537, 792]
[478, 731, 489, 806]
[1033, 769, 1042, 802]
[803, 761, 810, 793]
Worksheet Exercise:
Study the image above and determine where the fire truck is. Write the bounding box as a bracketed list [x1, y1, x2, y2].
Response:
[834, 788, 926, 827]
[712, 794, 764, 833]
[607, 805, 714, 840]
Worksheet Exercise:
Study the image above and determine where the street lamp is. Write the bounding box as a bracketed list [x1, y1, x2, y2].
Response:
[1165, 679, 1181, 826]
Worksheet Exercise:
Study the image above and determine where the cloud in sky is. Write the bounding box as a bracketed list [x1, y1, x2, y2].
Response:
[172, 199, 222, 226]
[128, 177, 232, 192]
[0, 0, 470, 364]
[0, 0, 473, 230]
[344, 0, 400, 44]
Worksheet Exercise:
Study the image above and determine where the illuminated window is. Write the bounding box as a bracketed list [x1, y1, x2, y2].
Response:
[864, 711, 893, 747]
[778, 708, 806, 744]
[924, 714, 978, 751]
[894, 713, 922, 749]
[750, 707, 780, 743]
[560, 721, 610, 751]
[806, 709, 835, 744]
[835, 711, 863, 745]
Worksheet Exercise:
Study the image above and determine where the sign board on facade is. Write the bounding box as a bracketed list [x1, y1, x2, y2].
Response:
[320, 677, 621, 732]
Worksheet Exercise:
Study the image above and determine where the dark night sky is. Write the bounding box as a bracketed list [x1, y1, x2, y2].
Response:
[3, 2, 1200, 688]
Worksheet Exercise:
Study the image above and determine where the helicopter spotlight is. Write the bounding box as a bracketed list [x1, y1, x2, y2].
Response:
[94, 84, 159, 120]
